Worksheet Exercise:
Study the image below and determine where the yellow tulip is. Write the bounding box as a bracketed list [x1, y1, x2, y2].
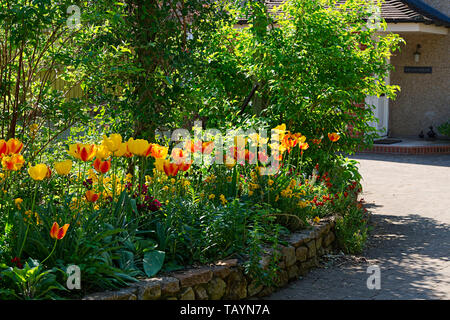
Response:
[54, 160, 72, 176]
[233, 135, 248, 147]
[273, 124, 286, 132]
[103, 134, 122, 153]
[95, 144, 111, 160]
[224, 156, 236, 169]
[127, 138, 150, 156]
[268, 142, 287, 154]
[115, 142, 132, 157]
[248, 133, 269, 146]
[273, 124, 287, 141]
[28, 164, 49, 181]
[15, 198, 23, 209]
[68, 144, 78, 158]
[154, 157, 165, 172]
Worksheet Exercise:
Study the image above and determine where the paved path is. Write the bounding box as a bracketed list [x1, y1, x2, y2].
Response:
[266, 154, 450, 300]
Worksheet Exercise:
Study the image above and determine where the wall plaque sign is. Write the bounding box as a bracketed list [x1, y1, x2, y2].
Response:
[404, 66, 432, 73]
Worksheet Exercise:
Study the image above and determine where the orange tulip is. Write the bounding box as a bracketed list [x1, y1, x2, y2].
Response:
[163, 160, 179, 177]
[80, 144, 96, 161]
[144, 144, 154, 157]
[149, 144, 168, 159]
[93, 158, 111, 174]
[1, 154, 25, 171]
[6, 138, 23, 155]
[299, 142, 309, 155]
[50, 222, 70, 240]
[328, 133, 340, 142]
[188, 140, 200, 153]
[228, 146, 238, 160]
[188, 141, 214, 154]
[171, 147, 184, 161]
[281, 134, 298, 152]
[202, 141, 214, 154]
[85, 190, 99, 203]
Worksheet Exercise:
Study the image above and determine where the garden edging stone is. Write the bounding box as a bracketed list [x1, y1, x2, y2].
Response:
[83, 216, 337, 300]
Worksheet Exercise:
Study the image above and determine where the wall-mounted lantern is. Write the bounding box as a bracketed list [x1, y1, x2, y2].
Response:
[414, 44, 421, 63]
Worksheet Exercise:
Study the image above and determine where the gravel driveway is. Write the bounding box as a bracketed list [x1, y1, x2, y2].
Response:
[266, 153, 450, 300]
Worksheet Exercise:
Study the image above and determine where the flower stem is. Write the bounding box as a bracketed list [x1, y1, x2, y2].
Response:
[41, 239, 58, 265]
[18, 183, 38, 258]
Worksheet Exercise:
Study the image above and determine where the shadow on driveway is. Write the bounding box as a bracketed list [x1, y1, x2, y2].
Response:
[266, 212, 450, 300]
[365, 213, 450, 299]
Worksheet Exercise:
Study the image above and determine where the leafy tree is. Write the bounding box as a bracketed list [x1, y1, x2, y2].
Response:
[195, 0, 404, 153]
[0, 0, 129, 157]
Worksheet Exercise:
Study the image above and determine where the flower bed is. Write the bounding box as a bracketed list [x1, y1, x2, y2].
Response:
[0, 124, 368, 299]
[84, 216, 337, 300]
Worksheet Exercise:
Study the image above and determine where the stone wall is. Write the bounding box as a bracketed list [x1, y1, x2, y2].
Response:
[83, 217, 337, 300]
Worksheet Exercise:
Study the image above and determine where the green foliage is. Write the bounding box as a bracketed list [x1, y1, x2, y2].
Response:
[243, 207, 286, 287]
[0, 0, 384, 299]
[437, 121, 450, 137]
[143, 251, 165, 278]
[220, 0, 403, 152]
[0, 258, 66, 300]
[335, 205, 369, 254]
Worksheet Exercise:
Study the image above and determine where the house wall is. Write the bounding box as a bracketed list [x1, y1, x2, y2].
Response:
[389, 32, 450, 137]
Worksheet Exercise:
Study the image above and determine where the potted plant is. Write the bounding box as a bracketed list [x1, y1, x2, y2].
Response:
[437, 121, 450, 139]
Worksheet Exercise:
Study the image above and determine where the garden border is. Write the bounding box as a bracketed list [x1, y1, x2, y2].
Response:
[83, 216, 338, 300]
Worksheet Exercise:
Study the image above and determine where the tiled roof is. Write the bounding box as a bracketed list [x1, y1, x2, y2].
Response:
[378, 0, 449, 26]
[240, 0, 450, 27]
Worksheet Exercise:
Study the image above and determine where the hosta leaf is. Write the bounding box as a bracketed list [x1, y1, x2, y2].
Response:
[143, 251, 165, 277]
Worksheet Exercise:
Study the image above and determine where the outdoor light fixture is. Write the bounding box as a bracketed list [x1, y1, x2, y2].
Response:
[414, 44, 421, 63]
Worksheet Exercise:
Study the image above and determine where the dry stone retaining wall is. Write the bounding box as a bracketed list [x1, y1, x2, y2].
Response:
[83, 216, 337, 300]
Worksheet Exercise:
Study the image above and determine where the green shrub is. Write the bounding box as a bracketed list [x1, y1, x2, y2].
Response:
[437, 121, 450, 137]
[335, 205, 369, 254]
[0, 258, 66, 300]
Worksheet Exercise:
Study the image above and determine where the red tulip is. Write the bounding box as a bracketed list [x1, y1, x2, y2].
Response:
[0, 140, 7, 157]
[85, 190, 99, 202]
[179, 161, 191, 172]
[258, 151, 269, 164]
[93, 158, 111, 174]
[163, 160, 179, 176]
